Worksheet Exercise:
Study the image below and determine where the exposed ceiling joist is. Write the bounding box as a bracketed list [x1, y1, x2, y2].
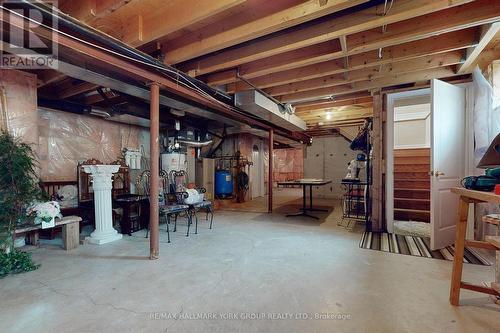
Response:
[346, 0, 500, 55]
[300, 107, 373, 122]
[61, 0, 247, 47]
[179, 0, 474, 76]
[165, 0, 366, 64]
[227, 28, 477, 92]
[458, 22, 500, 74]
[293, 91, 371, 107]
[295, 96, 373, 113]
[37, 70, 66, 88]
[278, 66, 457, 103]
[225, 39, 343, 83]
[126, 0, 246, 47]
[265, 51, 463, 96]
[59, 0, 133, 23]
[209, 27, 477, 88]
[57, 82, 99, 99]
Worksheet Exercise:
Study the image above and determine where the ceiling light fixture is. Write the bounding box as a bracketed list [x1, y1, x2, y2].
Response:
[325, 111, 332, 120]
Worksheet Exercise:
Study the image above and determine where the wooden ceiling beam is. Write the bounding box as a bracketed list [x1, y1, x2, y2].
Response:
[266, 51, 464, 96]
[228, 39, 343, 82]
[123, 0, 246, 47]
[295, 96, 373, 112]
[300, 108, 373, 122]
[307, 119, 368, 128]
[37, 70, 67, 88]
[222, 28, 476, 92]
[458, 23, 500, 74]
[278, 66, 457, 103]
[166, 0, 366, 65]
[347, 0, 500, 55]
[94, 0, 133, 20]
[179, 0, 473, 76]
[57, 82, 99, 100]
[59, 0, 133, 23]
[59, 0, 97, 23]
[60, 0, 246, 47]
[292, 91, 372, 107]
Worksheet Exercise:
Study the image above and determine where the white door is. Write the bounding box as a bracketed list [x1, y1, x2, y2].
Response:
[430, 79, 466, 250]
[251, 144, 262, 198]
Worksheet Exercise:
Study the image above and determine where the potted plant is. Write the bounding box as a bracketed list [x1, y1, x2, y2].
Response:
[0, 130, 43, 277]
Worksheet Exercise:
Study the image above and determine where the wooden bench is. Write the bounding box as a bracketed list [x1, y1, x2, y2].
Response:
[15, 216, 82, 250]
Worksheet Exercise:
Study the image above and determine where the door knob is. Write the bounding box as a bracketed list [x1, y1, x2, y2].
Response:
[434, 171, 445, 177]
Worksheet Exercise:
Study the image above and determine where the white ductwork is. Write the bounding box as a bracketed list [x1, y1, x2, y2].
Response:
[235, 90, 307, 131]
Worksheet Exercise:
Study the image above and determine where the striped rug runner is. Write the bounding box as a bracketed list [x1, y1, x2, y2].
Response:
[359, 232, 491, 266]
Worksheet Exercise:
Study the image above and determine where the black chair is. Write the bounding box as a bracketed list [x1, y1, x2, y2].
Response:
[138, 170, 191, 242]
[169, 170, 214, 234]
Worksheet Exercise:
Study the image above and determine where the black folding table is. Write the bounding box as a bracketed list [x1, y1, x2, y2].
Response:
[277, 179, 332, 219]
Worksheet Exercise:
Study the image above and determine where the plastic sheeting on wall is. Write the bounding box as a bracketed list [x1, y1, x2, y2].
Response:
[472, 67, 500, 166]
[273, 148, 303, 182]
[472, 67, 500, 239]
[0, 70, 38, 144]
[38, 109, 148, 181]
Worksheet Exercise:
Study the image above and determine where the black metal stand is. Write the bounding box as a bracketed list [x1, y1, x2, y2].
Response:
[286, 184, 328, 219]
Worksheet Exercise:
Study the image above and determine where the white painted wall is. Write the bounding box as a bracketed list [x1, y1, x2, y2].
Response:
[394, 103, 431, 149]
[304, 136, 355, 199]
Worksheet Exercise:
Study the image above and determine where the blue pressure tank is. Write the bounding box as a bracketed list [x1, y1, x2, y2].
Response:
[215, 170, 233, 197]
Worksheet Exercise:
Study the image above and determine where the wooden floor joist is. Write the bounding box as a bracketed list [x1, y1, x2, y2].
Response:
[278, 66, 456, 103]
[179, 0, 474, 76]
[218, 28, 477, 90]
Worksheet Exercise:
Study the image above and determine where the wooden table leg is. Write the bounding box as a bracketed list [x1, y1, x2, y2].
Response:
[449, 196, 469, 306]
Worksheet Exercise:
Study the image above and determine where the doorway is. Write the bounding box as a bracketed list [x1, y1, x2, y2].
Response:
[386, 80, 468, 250]
[389, 91, 432, 238]
[251, 143, 264, 198]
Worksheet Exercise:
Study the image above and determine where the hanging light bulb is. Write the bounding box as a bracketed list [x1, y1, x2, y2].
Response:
[325, 111, 332, 120]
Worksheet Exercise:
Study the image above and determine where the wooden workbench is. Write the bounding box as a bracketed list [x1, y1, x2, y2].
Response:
[449, 187, 500, 305]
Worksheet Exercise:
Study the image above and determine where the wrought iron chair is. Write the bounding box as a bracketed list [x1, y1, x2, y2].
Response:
[138, 170, 191, 242]
[169, 170, 214, 234]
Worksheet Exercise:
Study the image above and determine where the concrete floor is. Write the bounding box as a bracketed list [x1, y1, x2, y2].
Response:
[1, 197, 500, 333]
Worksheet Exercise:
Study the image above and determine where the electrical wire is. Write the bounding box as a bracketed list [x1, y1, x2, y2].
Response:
[378, 0, 394, 71]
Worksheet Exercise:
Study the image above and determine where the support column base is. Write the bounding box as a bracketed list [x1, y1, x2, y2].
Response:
[86, 230, 122, 245]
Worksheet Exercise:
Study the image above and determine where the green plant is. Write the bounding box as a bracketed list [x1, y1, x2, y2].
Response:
[0, 250, 39, 278]
[0, 130, 42, 274]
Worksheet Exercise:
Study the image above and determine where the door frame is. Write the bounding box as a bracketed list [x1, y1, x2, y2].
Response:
[385, 88, 430, 234]
[251, 141, 265, 198]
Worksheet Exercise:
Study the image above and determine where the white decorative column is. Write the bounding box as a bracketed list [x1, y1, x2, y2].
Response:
[83, 164, 122, 245]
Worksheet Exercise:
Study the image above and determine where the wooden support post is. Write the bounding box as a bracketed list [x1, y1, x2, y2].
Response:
[268, 129, 274, 213]
[371, 91, 383, 231]
[149, 82, 160, 260]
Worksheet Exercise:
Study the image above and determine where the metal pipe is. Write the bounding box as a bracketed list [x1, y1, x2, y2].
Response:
[1, 3, 311, 144]
[268, 129, 274, 213]
[11, 0, 232, 105]
[149, 83, 160, 260]
[176, 139, 213, 147]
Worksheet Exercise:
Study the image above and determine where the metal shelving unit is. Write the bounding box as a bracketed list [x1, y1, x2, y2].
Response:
[339, 119, 372, 229]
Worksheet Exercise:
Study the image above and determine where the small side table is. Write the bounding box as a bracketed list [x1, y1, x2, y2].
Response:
[449, 187, 500, 305]
[115, 194, 148, 236]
